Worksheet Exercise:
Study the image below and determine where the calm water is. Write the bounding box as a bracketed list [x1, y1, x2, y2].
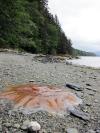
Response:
[68, 56, 100, 68]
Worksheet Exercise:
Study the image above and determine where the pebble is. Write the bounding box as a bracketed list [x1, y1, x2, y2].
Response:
[66, 128, 79, 133]
[13, 123, 20, 129]
[28, 121, 41, 132]
[21, 120, 41, 132]
[0, 125, 2, 131]
[89, 91, 95, 96]
[41, 129, 47, 133]
[88, 129, 96, 133]
[94, 99, 98, 103]
[0, 85, 3, 89]
[96, 129, 100, 133]
[29, 80, 35, 82]
[4, 123, 12, 128]
[86, 103, 92, 106]
[86, 87, 92, 91]
[86, 83, 91, 86]
[66, 83, 83, 91]
[70, 108, 90, 121]
[21, 120, 29, 130]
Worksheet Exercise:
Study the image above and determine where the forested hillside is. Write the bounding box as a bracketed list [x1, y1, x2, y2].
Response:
[0, 0, 72, 55]
[73, 48, 96, 56]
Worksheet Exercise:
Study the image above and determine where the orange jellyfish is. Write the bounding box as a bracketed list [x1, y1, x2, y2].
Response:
[0, 84, 82, 115]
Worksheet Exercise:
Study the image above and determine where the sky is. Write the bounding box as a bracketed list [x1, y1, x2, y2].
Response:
[48, 0, 100, 52]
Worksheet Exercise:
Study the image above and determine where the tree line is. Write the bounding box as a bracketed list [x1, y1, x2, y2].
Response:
[0, 0, 73, 55]
[73, 48, 96, 56]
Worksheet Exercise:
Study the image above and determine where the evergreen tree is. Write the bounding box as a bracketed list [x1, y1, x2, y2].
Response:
[0, 0, 73, 55]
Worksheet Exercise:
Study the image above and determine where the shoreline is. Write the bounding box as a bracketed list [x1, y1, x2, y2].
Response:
[67, 56, 100, 70]
[0, 52, 100, 133]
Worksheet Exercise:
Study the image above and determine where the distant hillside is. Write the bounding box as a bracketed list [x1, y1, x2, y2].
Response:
[73, 48, 96, 56]
[0, 0, 72, 55]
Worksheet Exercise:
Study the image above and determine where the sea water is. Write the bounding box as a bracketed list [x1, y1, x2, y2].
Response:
[68, 56, 100, 68]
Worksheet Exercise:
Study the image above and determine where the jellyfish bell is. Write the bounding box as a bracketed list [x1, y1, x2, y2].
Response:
[0, 83, 82, 115]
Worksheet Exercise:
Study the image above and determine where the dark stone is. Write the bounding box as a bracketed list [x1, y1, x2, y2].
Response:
[95, 128, 100, 133]
[28, 129, 40, 133]
[69, 108, 90, 121]
[86, 83, 91, 86]
[86, 87, 92, 91]
[66, 61, 72, 65]
[86, 103, 91, 106]
[66, 83, 83, 91]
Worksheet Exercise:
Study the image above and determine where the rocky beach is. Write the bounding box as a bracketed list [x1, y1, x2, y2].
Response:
[0, 51, 100, 133]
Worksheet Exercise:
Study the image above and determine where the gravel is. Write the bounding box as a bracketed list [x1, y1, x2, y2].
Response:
[0, 52, 100, 133]
[66, 128, 79, 133]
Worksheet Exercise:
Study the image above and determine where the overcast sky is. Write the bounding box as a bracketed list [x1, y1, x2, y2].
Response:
[48, 0, 100, 52]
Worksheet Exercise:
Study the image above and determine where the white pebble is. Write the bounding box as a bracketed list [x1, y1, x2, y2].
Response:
[28, 121, 41, 131]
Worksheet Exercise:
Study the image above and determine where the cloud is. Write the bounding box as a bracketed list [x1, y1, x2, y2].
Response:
[48, 0, 100, 52]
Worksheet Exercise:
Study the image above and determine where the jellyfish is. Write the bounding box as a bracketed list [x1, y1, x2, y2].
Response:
[0, 84, 82, 115]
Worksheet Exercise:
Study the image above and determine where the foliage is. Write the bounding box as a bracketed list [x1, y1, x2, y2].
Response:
[0, 0, 73, 55]
[73, 48, 96, 56]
